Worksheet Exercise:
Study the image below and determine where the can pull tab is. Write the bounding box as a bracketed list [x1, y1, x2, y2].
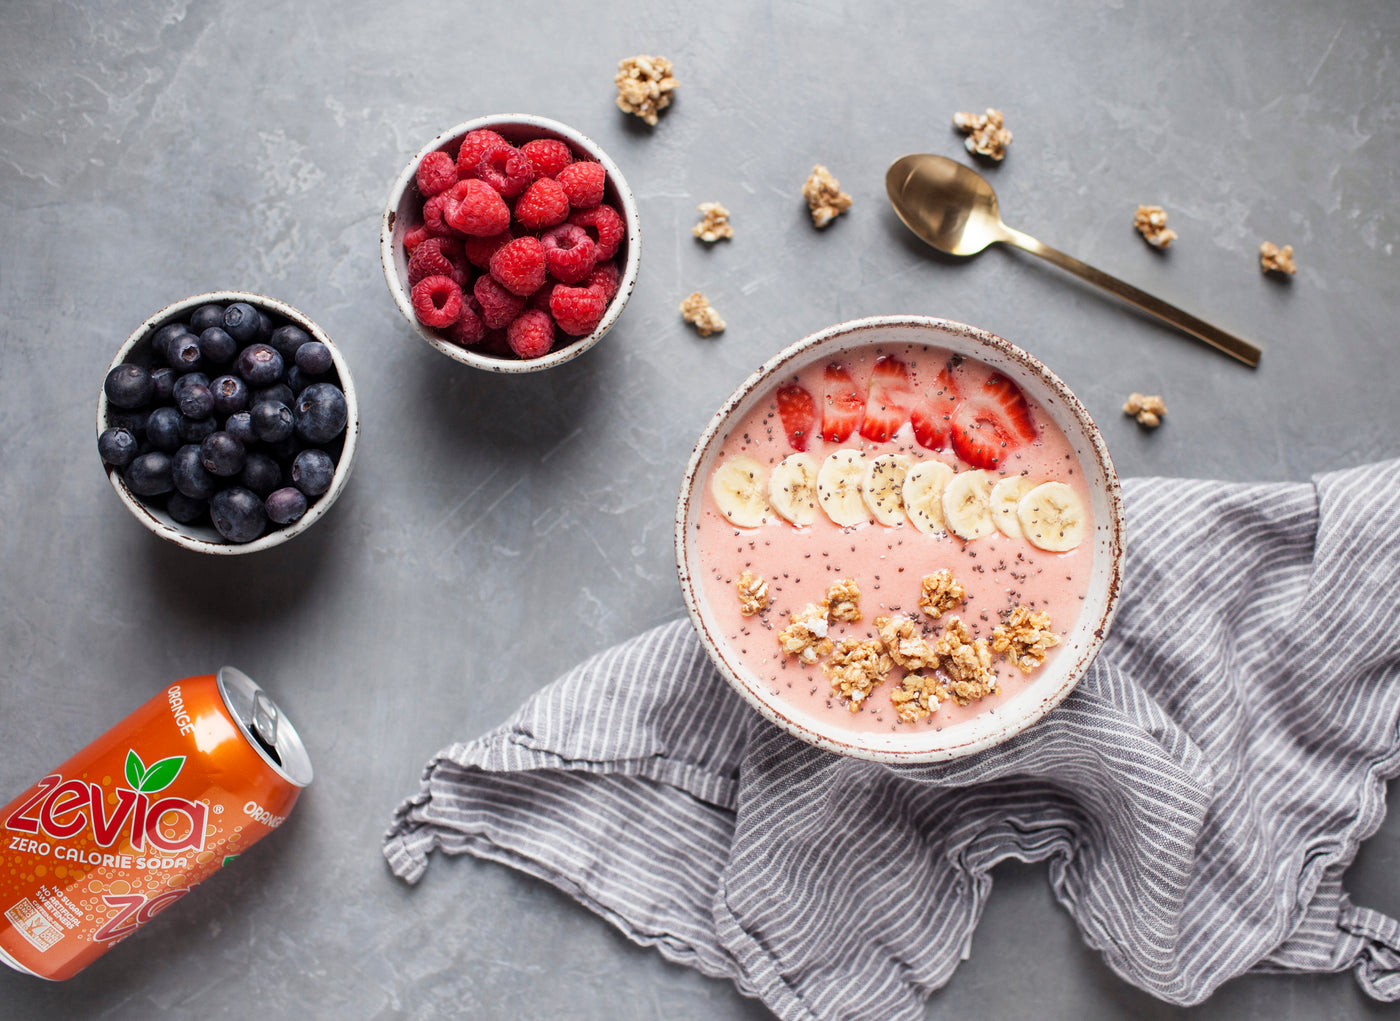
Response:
[251, 691, 280, 752]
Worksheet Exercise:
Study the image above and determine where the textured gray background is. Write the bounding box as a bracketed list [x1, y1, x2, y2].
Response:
[2, 0, 1397, 1017]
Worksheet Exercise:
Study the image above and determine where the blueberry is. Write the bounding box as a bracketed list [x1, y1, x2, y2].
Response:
[251, 400, 294, 443]
[294, 383, 348, 443]
[269, 435, 300, 461]
[223, 302, 262, 344]
[210, 487, 266, 543]
[151, 323, 194, 363]
[165, 491, 208, 525]
[167, 333, 203, 372]
[225, 411, 256, 445]
[98, 427, 139, 467]
[265, 487, 308, 525]
[294, 341, 333, 376]
[150, 366, 177, 402]
[104, 364, 153, 409]
[236, 344, 284, 387]
[211, 375, 250, 416]
[256, 310, 273, 342]
[171, 444, 218, 499]
[107, 408, 148, 437]
[146, 406, 184, 452]
[291, 448, 335, 496]
[268, 324, 310, 361]
[175, 381, 214, 420]
[189, 303, 226, 333]
[200, 432, 246, 477]
[123, 452, 174, 496]
[179, 414, 219, 444]
[199, 326, 237, 365]
[253, 382, 294, 408]
[241, 451, 283, 498]
[283, 365, 309, 394]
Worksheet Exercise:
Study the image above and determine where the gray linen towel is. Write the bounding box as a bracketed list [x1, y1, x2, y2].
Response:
[384, 461, 1400, 1019]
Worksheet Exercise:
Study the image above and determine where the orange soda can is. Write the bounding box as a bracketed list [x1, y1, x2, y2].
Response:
[0, 667, 311, 980]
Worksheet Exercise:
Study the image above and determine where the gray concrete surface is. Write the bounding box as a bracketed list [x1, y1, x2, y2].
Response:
[2, 0, 1398, 1017]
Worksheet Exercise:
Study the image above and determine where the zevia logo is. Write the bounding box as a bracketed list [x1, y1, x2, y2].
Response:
[4, 750, 207, 853]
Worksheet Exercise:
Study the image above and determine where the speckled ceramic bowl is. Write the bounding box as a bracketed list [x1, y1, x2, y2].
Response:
[675, 315, 1124, 763]
[381, 114, 641, 373]
[97, 291, 359, 555]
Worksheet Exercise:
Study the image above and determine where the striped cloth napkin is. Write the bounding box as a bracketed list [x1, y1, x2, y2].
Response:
[384, 461, 1400, 1020]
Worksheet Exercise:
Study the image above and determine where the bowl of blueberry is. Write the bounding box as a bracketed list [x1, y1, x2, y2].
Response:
[96, 291, 359, 553]
[381, 114, 641, 372]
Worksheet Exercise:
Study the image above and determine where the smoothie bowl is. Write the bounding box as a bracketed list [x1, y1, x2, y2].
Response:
[675, 316, 1124, 763]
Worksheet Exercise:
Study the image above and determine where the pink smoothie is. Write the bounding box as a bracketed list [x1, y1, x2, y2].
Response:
[694, 341, 1094, 737]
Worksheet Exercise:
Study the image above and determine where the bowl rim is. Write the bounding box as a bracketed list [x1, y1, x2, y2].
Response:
[380, 113, 642, 374]
[97, 290, 360, 555]
[674, 314, 1126, 763]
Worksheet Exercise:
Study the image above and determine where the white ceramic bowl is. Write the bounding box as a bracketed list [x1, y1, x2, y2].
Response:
[675, 315, 1125, 763]
[97, 291, 359, 555]
[380, 114, 641, 373]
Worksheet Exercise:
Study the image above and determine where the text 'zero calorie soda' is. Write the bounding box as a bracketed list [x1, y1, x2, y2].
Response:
[0, 667, 312, 980]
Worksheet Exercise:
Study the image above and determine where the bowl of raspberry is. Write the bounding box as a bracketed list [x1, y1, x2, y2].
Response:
[381, 114, 641, 372]
[96, 292, 359, 554]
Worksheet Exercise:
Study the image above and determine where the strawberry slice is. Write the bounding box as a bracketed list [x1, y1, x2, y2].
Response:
[981, 373, 1038, 442]
[821, 363, 864, 442]
[858, 355, 914, 443]
[909, 366, 960, 451]
[775, 383, 817, 452]
[948, 375, 1037, 469]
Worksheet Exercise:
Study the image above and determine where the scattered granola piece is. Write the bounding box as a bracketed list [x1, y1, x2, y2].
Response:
[680, 291, 726, 337]
[891, 673, 949, 724]
[824, 637, 894, 711]
[932, 616, 997, 705]
[778, 603, 833, 665]
[1134, 205, 1178, 249]
[1259, 241, 1297, 276]
[823, 578, 862, 623]
[614, 55, 678, 126]
[1122, 392, 1167, 429]
[692, 202, 733, 243]
[802, 164, 853, 228]
[990, 605, 1061, 673]
[876, 615, 941, 672]
[917, 569, 965, 619]
[953, 108, 1012, 161]
[735, 570, 769, 617]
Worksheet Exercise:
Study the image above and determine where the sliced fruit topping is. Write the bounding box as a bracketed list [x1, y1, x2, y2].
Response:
[902, 460, 955, 534]
[949, 404, 1014, 470]
[910, 366, 959, 451]
[982, 374, 1037, 442]
[711, 455, 770, 528]
[821, 363, 864, 442]
[816, 449, 869, 527]
[942, 469, 996, 541]
[861, 453, 913, 525]
[858, 355, 914, 443]
[989, 476, 1039, 538]
[1017, 481, 1088, 552]
[768, 452, 820, 526]
[775, 384, 817, 452]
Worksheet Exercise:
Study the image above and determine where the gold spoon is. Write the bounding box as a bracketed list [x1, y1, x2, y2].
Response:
[885, 154, 1262, 367]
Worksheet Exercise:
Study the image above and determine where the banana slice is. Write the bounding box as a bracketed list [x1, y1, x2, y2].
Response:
[862, 453, 914, 525]
[989, 476, 1039, 539]
[1017, 481, 1089, 552]
[902, 460, 955, 534]
[711, 455, 770, 527]
[816, 449, 870, 527]
[768, 453, 820, 526]
[941, 469, 995, 541]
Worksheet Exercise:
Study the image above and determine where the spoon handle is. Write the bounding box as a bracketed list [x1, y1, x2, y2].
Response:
[1000, 226, 1262, 367]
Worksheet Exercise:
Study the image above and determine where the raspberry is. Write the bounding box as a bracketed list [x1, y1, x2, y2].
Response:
[540, 223, 597, 284]
[569, 204, 625, 260]
[416, 150, 458, 197]
[403, 224, 431, 253]
[514, 178, 570, 231]
[586, 260, 621, 303]
[556, 160, 606, 209]
[521, 138, 573, 178]
[409, 237, 467, 287]
[479, 329, 513, 358]
[466, 143, 535, 199]
[411, 275, 464, 329]
[444, 299, 486, 347]
[474, 274, 527, 330]
[488, 236, 547, 296]
[444, 179, 511, 236]
[549, 284, 607, 336]
[526, 282, 556, 312]
[461, 230, 514, 269]
[422, 191, 454, 237]
[506, 310, 556, 359]
[455, 129, 507, 175]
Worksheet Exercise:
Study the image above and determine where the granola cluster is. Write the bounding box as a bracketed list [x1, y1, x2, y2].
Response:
[890, 673, 949, 724]
[777, 603, 833, 664]
[1134, 205, 1178, 249]
[614, 55, 679, 126]
[823, 638, 894, 711]
[990, 605, 1061, 674]
[1122, 392, 1167, 428]
[932, 617, 997, 705]
[918, 569, 965, 619]
[953, 108, 1012, 161]
[876, 615, 940, 672]
[1259, 241, 1297, 276]
[692, 202, 733, 243]
[801, 164, 853, 228]
[823, 578, 862, 623]
[735, 570, 769, 617]
[680, 291, 726, 336]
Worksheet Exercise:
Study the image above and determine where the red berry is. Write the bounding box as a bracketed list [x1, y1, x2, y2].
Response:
[540, 223, 597, 284]
[444, 300, 486, 347]
[776, 384, 817, 452]
[403, 224, 431, 253]
[507, 310, 556, 359]
[416, 151, 458, 197]
[411, 275, 464, 329]
[456, 129, 506, 175]
[947, 374, 1037, 469]
[473, 274, 527, 330]
[910, 367, 959, 451]
[980, 374, 1038, 442]
[549, 284, 607, 336]
[409, 237, 467, 287]
[466, 143, 535, 199]
[461, 230, 514, 269]
[521, 138, 574, 178]
[858, 355, 914, 443]
[586, 261, 620, 303]
[821, 363, 865, 442]
[514, 178, 570, 231]
[568, 204, 625, 260]
[526, 282, 557, 312]
[556, 160, 606, 209]
[489, 236, 547, 296]
[479, 329, 513, 358]
[444, 179, 511, 236]
[422, 191, 454, 237]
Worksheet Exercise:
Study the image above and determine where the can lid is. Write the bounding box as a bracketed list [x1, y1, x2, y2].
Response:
[216, 667, 314, 788]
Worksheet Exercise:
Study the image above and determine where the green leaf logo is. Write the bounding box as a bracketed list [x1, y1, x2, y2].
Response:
[125, 750, 145, 790]
[137, 755, 185, 793]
